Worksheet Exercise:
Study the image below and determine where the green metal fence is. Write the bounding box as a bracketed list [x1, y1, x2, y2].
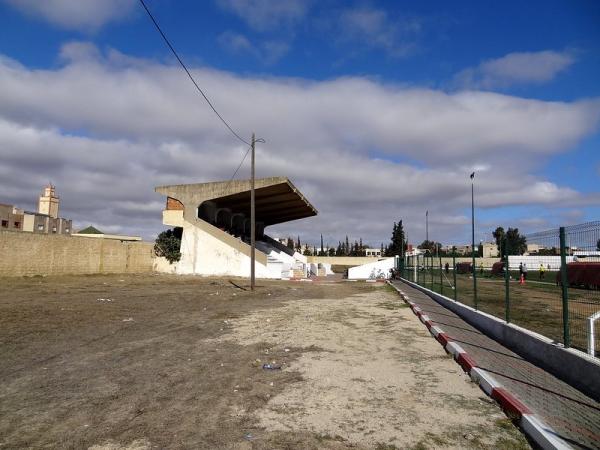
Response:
[399, 221, 600, 358]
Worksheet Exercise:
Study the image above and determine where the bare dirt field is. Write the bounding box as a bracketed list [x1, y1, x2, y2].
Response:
[0, 274, 529, 449]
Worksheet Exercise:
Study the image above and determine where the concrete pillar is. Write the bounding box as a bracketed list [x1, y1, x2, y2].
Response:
[216, 208, 232, 231]
[232, 214, 245, 236]
[198, 201, 217, 224]
[256, 221, 265, 239]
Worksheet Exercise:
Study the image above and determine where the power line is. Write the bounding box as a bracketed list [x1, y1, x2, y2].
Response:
[229, 145, 251, 181]
[138, 0, 251, 147]
[228, 137, 265, 182]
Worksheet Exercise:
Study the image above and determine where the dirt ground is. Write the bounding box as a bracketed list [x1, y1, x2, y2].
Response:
[0, 274, 529, 449]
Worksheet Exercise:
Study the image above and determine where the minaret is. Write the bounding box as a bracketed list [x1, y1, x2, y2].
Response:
[39, 184, 60, 219]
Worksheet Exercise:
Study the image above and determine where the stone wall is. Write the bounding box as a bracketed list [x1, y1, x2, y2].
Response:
[0, 230, 154, 276]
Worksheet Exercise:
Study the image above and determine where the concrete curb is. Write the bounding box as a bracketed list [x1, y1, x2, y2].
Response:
[387, 281, 572, 450]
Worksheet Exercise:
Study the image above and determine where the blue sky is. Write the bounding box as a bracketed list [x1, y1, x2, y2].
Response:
[0, 0, 598, 246]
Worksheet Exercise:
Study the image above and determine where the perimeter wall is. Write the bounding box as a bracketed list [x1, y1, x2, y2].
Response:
[0, 230, 155, 276]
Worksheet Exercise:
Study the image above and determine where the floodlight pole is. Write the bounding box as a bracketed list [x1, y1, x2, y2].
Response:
[250, 133, 256, 291]
[426, 210, 429, 244]
[471, 172, 478, 309]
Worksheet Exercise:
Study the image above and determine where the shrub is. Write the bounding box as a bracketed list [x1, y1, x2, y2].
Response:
[154, 228, 182, 263]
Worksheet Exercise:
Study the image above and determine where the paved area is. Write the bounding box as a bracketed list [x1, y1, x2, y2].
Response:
[392, 280, 600, 450]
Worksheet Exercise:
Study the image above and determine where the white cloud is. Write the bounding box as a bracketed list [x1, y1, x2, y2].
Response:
[218, 31, 289, 64]
[455, 50, 576, 89]
[3, 0, 136, 31]
[216, 0, 309, 31]
[337, 7, 421, 57]
[0, 44, 598, 244]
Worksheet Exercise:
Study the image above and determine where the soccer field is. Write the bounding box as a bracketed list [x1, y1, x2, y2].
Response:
[419, 269, 600, 355]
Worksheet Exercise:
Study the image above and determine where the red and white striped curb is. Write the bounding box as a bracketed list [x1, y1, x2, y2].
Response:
[388, 282, 572, 450]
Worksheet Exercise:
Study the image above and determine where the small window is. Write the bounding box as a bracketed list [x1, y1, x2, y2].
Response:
[14, 222, 20, 228]
[52, 226, 57, 233]
[65, 228, 70, 233]
[1, 220, 8, 228]
[37, 224, 44, 231]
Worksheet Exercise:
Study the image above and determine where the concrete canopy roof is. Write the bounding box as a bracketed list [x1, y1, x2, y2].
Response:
[155, 177, 317, 226]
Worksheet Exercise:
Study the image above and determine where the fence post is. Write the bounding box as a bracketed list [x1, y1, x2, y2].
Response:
[504, 242, 510, 323]
[439, 254, 443, 295]
[417, 255, 420, 285]
[452, 247, 457, 301]
[430, 253, 434, 289]
[473, 247, 478, 310]
[559, 227, 570, 348]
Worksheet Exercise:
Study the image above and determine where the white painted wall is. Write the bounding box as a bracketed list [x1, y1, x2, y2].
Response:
[157, 220, 277, 278]
[309, 262, 334, 276]
[153, 256, 177, 274]
[348, 257, 396, 279]
[508, 255, 575, 271]
[154, 217, 315, 279]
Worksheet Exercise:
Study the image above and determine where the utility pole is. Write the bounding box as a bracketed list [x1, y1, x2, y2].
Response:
[250, 133, 256, 291]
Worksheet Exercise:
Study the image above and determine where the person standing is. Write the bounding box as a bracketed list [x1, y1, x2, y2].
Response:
[523, 263, 528, 280]
[539, 263, 546, 280]
[519, 262, 523, 278]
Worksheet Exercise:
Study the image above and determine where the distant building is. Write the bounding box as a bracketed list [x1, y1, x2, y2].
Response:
[526, 243, 546, 254]
[481, 242, 499, 258]
[405, 245, 422, 256]
[365, 248, 383, 257]
[452, 243, 498, 257]
[0, 204, 24, 231]
[455, 245, 472, 255]
[0, 185, 72, 235]
[73, 225, 141, 242]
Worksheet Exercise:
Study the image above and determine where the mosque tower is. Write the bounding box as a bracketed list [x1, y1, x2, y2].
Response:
[38, 184, 60, 219]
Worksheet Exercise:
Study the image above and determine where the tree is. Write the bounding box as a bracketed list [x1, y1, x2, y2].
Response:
[154, 228, 182, 263]
[345, 235, 350, 256]
[318, 234, 327, 256]
[286, 237, 294, 250]
[328, 247, 335, 257]
[296, 235, 301, 251]
[505, 228, 527, 255]
[418, 240, 441, 253]
[386, 220, 407, 256]
[493, 227, 506, 256]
